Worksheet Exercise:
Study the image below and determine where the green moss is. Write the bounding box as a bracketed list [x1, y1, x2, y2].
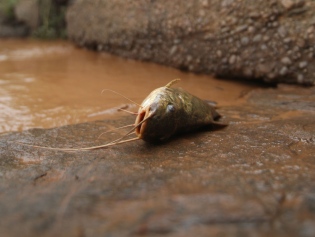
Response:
[0, 0, 19, 22]
[32, 0, 67, 39]
[0, 0, 67, 39]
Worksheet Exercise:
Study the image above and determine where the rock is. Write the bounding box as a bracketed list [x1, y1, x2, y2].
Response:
[1, 86, 315, 236]
[66, 0, 315, 85]
[15, 0, 39, 30]
[0, 24, 28, 37]
[0, 0, 68, 39]
[0, 0, 29, 37]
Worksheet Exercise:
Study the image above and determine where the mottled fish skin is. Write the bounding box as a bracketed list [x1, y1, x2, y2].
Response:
[135, 81, 226, 142]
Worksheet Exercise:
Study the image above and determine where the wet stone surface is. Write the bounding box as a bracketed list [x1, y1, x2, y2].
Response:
[67, 0, 315, 85]
[1, 85, 315, 237]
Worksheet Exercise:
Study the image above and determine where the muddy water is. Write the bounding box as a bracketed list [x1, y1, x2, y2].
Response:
[0, 39, 259, 133]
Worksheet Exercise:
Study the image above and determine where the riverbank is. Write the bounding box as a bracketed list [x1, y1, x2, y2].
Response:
[1, 0, 315, 85]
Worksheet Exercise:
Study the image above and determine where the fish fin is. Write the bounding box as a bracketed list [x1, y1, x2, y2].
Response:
[212, 109, 222, 120]
[211, 121, 228, 126]
[165, 78, 181, 88]
[204, 100, 218, 107]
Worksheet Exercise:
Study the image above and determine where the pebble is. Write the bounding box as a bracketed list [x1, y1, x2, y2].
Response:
[253, 34, 262, 42]
[235, 25, 248, 33]
[221, 27, 230, 33]
[97, 44, 103, 51]
[297, 39, 305, 48]
[263, 35, 270, 42]
[201, 0, 209, 7]
[204, 33, 214, 40]
[308, 52, 314, 59]
[307, 26, 314, 34]
[260, 44, 268, 50]
[299, 61, 308, 68]
[281, 57, 292, 65]
[257, 63, 270, 74]
[277, 26, 287, 37]
[169, 45, 178, 55]
[244, 67, 253, 77]
[221, 0, 235, 7]
[247, 26, 255, 33]
[283, 37, 292, 43]
[174, 39, 181, 44]
[267, 72, 276, 79]
[270, 13, 277, 20]
[297, 74, 304, 83]
[272, 22, 279, 28]
[281, 0, 295, 10]
[249, 12, 260, 19]
[241, 37, 249, 45]
[293, 53, 301, 60]
[280, 66, 288, 75]
[293, 46, 300, 52]
[216, 50, 222, 58]
[229, 54, 236, 64]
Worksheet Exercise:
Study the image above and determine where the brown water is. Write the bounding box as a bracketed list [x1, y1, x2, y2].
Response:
[0, 39, 259, 133]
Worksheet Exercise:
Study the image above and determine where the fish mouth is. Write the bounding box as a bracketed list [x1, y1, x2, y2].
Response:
[135, 110, 148, 137]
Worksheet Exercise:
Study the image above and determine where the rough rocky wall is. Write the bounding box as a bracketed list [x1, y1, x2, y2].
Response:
[67, 0, 315, 85]
[0, 0, 68, 38]
[0, 0, 29, 37]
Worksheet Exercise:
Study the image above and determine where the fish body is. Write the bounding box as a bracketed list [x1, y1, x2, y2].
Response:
[135, 80, 225, 142]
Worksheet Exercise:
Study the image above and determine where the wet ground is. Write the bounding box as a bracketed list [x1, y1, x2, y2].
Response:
[0, 39, 257, 133]
[1, 40, 315, 237]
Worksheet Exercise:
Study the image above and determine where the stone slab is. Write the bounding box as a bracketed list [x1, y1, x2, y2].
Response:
[0, 85, 315, 236]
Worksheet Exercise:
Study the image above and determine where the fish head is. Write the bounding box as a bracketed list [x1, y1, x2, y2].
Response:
[135, 89, 177, 142]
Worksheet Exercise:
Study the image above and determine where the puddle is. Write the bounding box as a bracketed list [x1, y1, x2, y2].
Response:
[0, 39, 259, 133]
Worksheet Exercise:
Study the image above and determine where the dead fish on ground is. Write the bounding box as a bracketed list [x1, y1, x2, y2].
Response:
[15, 79, 227, 151]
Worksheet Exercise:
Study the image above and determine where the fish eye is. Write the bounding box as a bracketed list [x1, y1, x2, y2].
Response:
[166, 104, 175, 113]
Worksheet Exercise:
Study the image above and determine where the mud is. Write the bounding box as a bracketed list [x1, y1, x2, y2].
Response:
[0, 39, 258, 133]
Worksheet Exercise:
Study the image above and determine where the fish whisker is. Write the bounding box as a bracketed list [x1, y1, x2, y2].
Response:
[97, 124, 135, 139]
[12, 115, 152, 151]
[101, 89, 142, 108]
[117, 108, 138, 115]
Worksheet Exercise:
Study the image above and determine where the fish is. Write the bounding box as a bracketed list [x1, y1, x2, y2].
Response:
[135, 79, 226, 142]
[14, 79, 227, 151]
